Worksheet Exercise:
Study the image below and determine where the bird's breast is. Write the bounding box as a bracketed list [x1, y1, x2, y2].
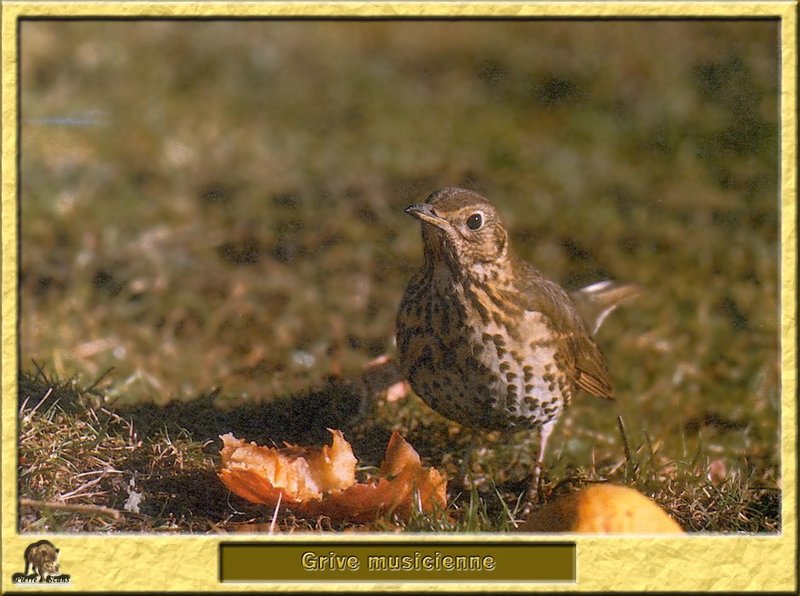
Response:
[397, 267, 571, 431]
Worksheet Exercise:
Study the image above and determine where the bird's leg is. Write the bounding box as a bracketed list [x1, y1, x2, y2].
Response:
[457, 432, 479, 488]
[522, 420, 556, 516]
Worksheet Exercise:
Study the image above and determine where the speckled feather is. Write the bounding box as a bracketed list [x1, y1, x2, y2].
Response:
[396, 187, 613, 437]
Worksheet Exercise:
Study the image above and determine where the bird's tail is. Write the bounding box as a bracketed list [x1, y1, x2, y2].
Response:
[570, 280, 643, 335]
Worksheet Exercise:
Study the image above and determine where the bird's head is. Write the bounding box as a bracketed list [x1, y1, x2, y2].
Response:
[405, 187, 510, 275]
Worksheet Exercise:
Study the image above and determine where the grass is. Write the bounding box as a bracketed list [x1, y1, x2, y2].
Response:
[17, 363, 779, 533]
[16, 19, 781, 533]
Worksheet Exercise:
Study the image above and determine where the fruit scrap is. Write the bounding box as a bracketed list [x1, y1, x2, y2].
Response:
[299, 431, 447, 522]
[517, 484, 684, 534]
[218, 429, 357, 506]
[218, 430, 447, 523]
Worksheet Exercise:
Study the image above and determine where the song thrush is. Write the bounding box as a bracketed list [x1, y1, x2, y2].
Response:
[396, 187, 628, 505]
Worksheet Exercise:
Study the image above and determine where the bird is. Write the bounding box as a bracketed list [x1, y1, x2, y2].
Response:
[396, 187, 635, 508]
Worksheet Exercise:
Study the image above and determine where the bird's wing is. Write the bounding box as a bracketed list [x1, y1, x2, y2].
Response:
[515, 261, 614, 400]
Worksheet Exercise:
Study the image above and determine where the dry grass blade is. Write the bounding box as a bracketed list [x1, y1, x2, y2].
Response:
[616, 415, 639, 478]
[20, 498, 121, 520]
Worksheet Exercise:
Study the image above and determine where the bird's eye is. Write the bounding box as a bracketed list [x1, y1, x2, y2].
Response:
[466, 212, 483, 230]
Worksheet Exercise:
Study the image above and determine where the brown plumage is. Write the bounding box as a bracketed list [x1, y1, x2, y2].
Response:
[396, 187, 622, 505]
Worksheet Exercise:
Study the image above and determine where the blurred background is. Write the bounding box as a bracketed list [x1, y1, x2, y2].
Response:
[19, 19, 780, 508]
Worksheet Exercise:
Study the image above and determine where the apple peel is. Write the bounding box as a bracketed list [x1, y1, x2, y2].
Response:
[218, 429, 357, 505]
[218, 430, 447, 522]
[299, 431, 447, 522]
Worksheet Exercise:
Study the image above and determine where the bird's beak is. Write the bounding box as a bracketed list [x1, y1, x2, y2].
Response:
[405, 203, 447, 228]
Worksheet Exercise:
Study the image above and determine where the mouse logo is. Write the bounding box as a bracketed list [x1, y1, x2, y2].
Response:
[11, 540, 70, 584]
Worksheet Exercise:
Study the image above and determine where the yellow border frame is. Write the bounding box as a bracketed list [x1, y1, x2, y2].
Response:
[1, 2, 796, 592]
